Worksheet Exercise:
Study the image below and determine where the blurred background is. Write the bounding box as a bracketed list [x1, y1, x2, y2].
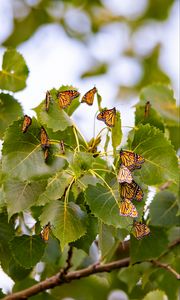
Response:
[0, 0, 179, 293]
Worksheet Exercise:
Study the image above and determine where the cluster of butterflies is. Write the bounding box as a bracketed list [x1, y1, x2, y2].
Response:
[117, 150, 150, 240]
[22, 115, 65, 161]
[46, 87, 116, 127]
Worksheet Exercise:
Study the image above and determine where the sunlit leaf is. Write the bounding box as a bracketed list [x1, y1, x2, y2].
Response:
[112, 110, 122, 153]
[10, 235, 46, 268]
[39, 200, 87, 250]
[4, 178, 47, 219]
[0, 49, 29, 92]
[0, 93, 23, 138]
[2, 118, 66, 180]
[128, 124, 178, 185]
[142, 290, 168, 300]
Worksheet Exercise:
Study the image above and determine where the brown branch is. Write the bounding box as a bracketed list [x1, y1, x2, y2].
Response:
[3, 258, 130, 300]
[151, 260, 180, 280]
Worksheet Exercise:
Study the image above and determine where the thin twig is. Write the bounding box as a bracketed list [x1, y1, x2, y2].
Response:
[2, 258, 130, 300]
[151, 260, 180, 280]
[59, 245, 73, 279]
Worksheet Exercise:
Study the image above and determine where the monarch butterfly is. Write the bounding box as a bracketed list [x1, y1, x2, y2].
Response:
[119, 199, 138, 218]
[57, 90, 80, 109]
[45, 90, 51, 112]
[117, 164, 133, 184]
[97, 107, 116, 127]
[120, 181, 143, 202]
[81, 87, 97, 106]
[133, 221, 150, 240]
[40, 222, 52, 242]
[59, 140, 65, 154]
[40, 126, 50, 149]
[144, 101, 151, 118]
[44, 148, 49, 162]
[22, 115, 32, 133]
[120, 150, 145, 171]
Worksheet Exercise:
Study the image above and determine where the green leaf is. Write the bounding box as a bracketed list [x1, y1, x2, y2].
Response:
[135, 104, 165, 132]
[9, 235, 46, 268]
[81, 63, 108, 78]
[0, 49, 29, 92]
[4, 178, 47, 219]
[144, 0, 174, 20]
[85, 183, 133, 228]
[99, 222, 116, 261]
[128, 124, 178, 185]
[118, 263, 151, 293]
[140, 84, 178, 126]
[2, 118, 66, 180]
[39, 200, 87, 250]
[8, 257, 32, 281]
[0, 213, 14, 272]
[72, 215, 98, 253]
[112, 110, 122, 153]
[142, 290, 168, 300]
[149, 191, 180, 227]
[0, 93, 23, 138]
[37, 171, 73, 206]
[70, 152, 94, 177]
[130, 227, 169, 264]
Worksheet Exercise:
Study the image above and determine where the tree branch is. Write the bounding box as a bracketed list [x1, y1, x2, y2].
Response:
[3, 258, 130, 300]
[151, 260, 180, 280]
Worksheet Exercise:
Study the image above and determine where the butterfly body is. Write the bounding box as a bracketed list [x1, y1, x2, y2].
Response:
[40, 126, 50, 150]
[133, 221, 150, 240]
[45, 90, 51, 112]
[22, 115, 32, 133]
[40, 222, 52, 242]
[117, 164, 133, 184]
[81, 87, 97, 105]
[144, 101, 151, 118]
[59, 140, 65, 154]
[120, 181, 143, 202]
[119, 199, 138, 218]
[97, 107, 116, 127]
[57, 90, 80, 109]
[120, 150, 145, 171]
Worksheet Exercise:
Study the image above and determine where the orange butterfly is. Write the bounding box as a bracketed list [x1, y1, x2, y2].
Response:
[97, 107, 116, 127]
[120, 181, 143, 202]
[40, 222, 52, 242]
[40, 126, 50, 149]
[120, 150, 145, 171]
[119, 199, 138, 218]
[81, 87, 97, 106]
[22, 115, 32, 133]
[133, 221, 150, 240]
[59, 140, 65, 154]
[45, 90, 51, 112]
[144, 101, 151, 118]
[117, 164, 133, 184]
[57, 90, 80, 109]
[44, 148, 49, 162]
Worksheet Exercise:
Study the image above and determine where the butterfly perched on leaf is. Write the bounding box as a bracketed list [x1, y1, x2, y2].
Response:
[40, 222, 52, 242]
[117, 164, 133, 184]
[144, 101, 151, 118]
[81, 87, 97, 106]
[133, 221, 150, 240]
[57, 90, 80, 109]
[45, 90, 51, 112]
[120, 181, 143, 202]
[22, 115, 32, 133]
[40, 126, 50, 150]
[97, 107, 116, 127]
[119, 199, 138, 218]
[120, 150, 145, 171]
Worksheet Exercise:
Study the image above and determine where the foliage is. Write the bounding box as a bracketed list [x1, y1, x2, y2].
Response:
[0, 4, 179, 297]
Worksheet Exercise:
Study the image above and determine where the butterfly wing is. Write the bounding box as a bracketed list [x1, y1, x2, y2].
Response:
[119, 199, 138, 218]
[59, 140, 65, 154]
[120, 150, 145, 171]
[40, 127, 50, 149]
[58, 90, 80, 108]
[120, 181, 143, 201]
[45, 90, 51, 112]
[22, 115, 32, 133]
[133, 222, 150, 239]
[81, 87, 97, 105]
[97, 107, 116, 127]
[40, 223, 51, 242]
[117, 164, 133, 184]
